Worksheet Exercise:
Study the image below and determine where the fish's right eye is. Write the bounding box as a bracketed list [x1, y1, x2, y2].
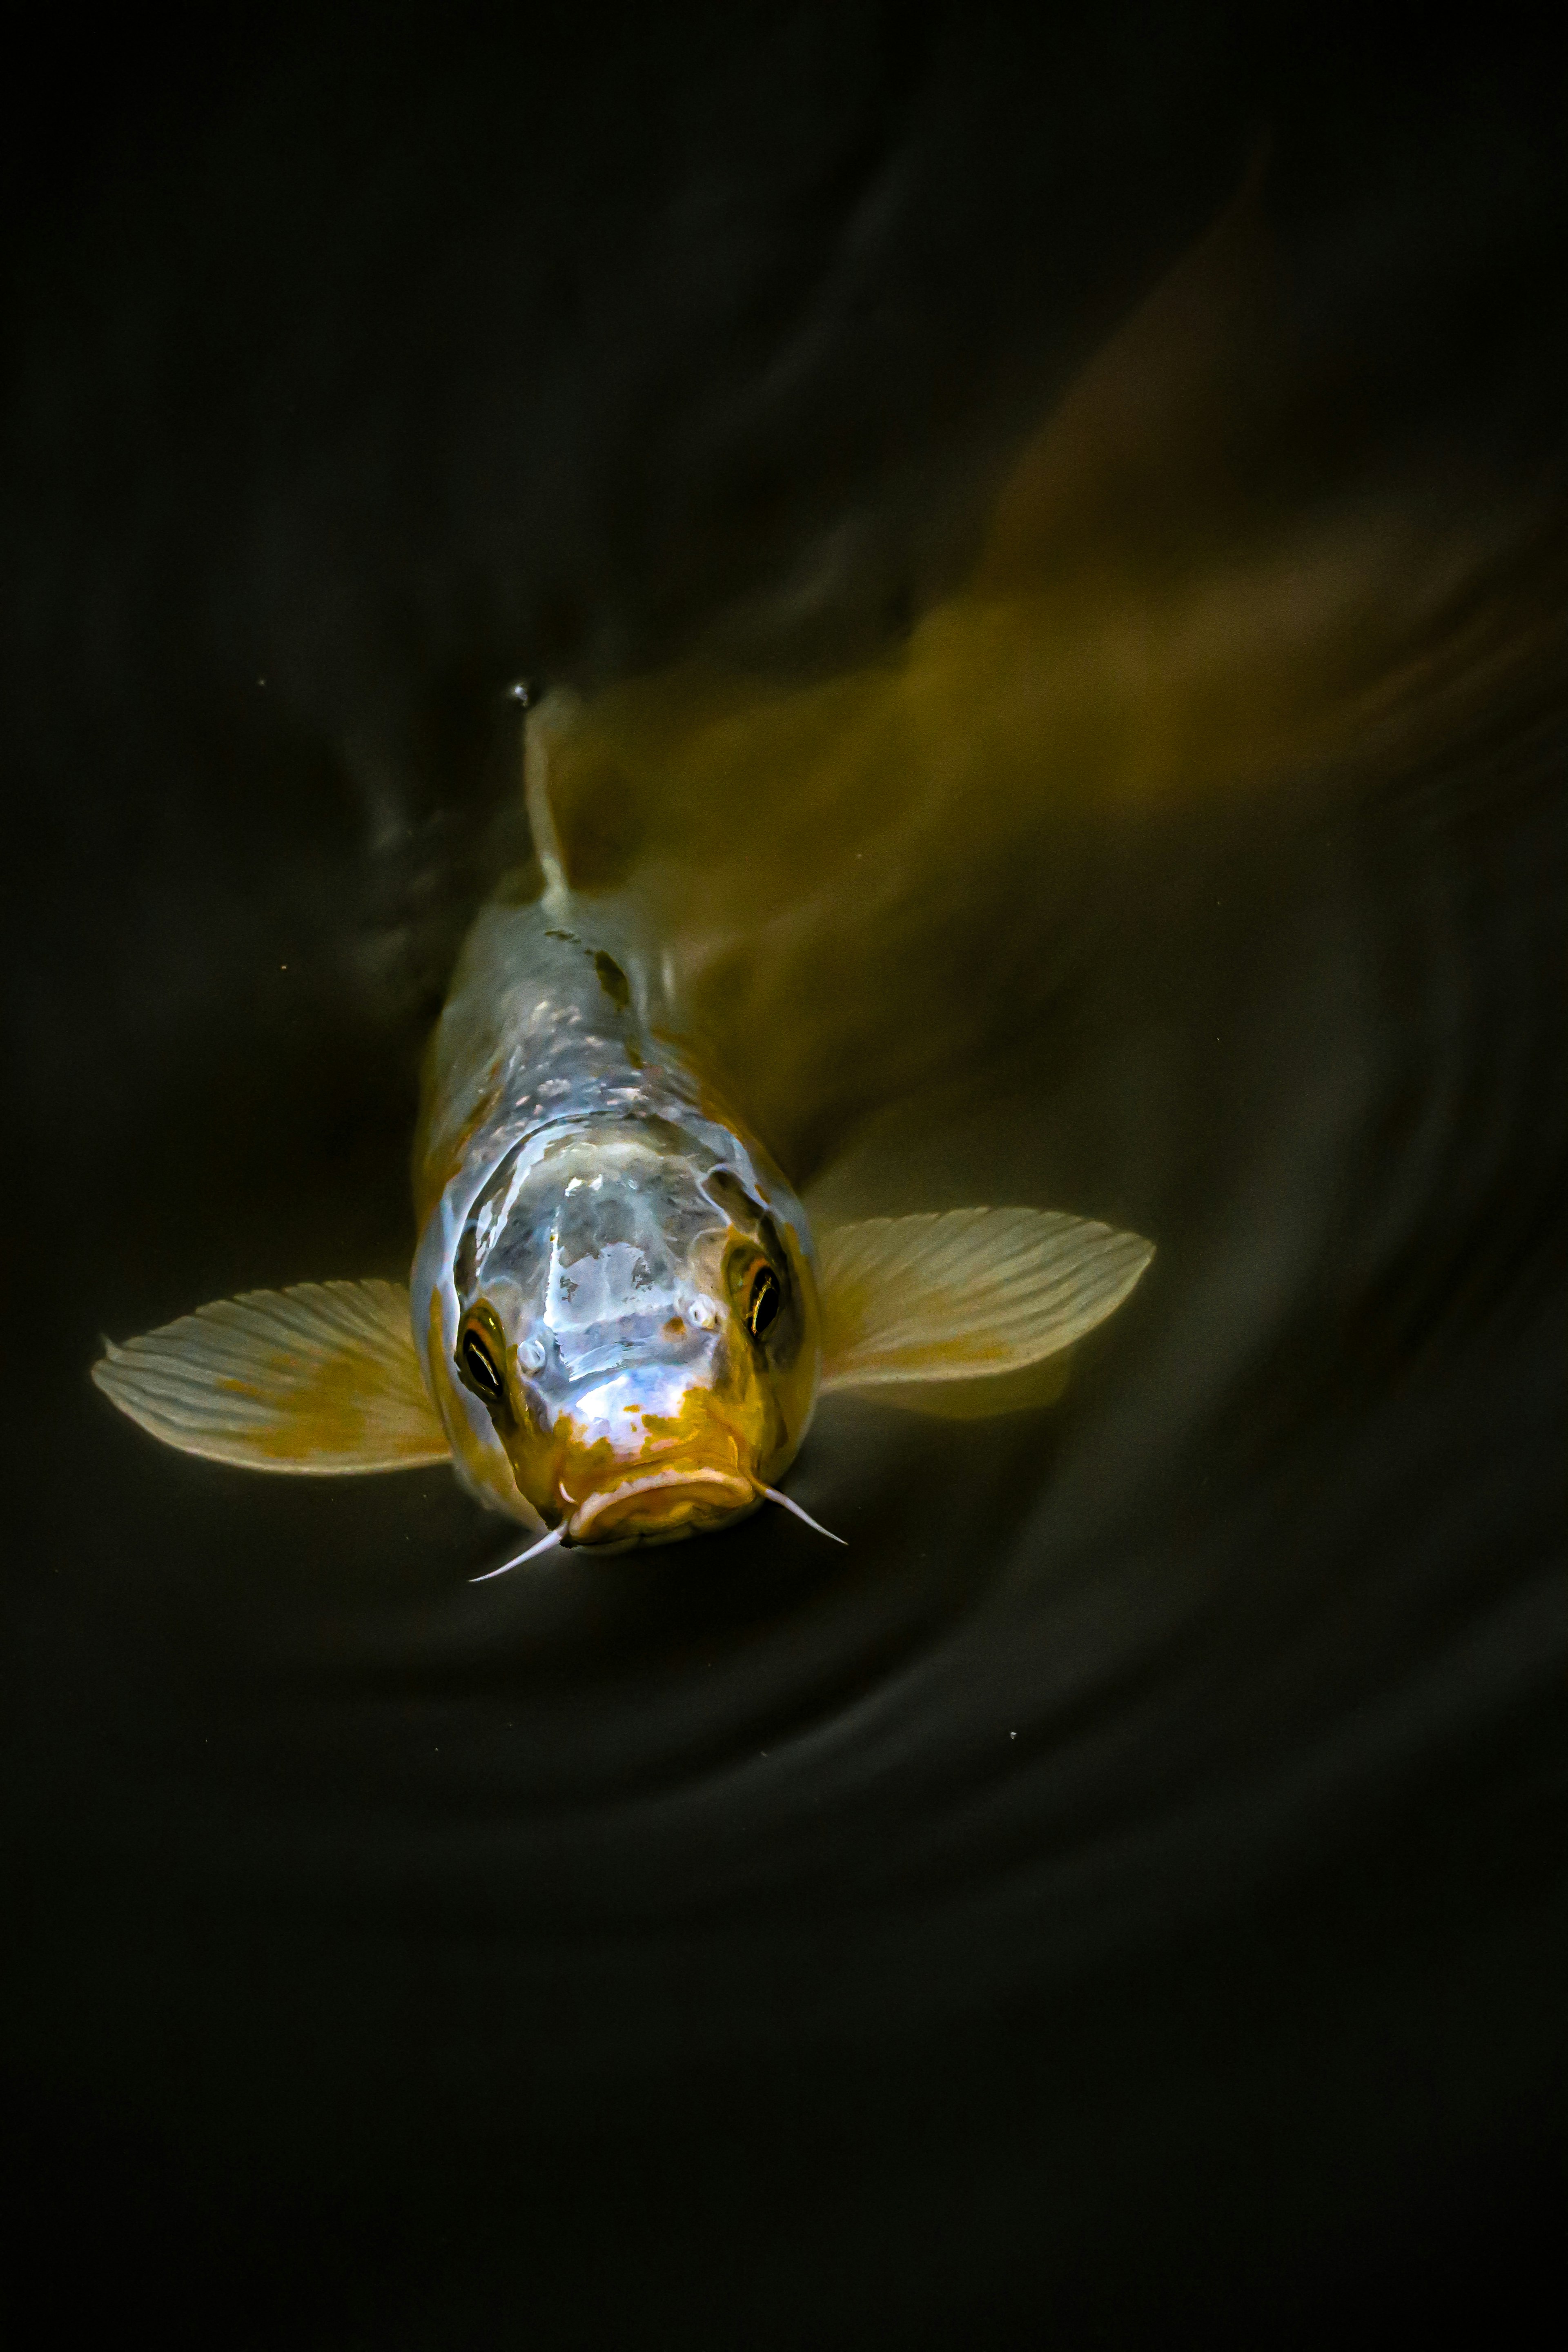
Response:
[459, 1327, 506, 1402]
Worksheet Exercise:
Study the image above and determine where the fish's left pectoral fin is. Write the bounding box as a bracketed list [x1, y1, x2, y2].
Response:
[91, 1279, 453, 1474]
[816, 1208, 1153, 1407]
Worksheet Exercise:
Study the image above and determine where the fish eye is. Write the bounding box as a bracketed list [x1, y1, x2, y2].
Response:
[458, 1324, 506, 1402]
[746, 1265, 781, 1344]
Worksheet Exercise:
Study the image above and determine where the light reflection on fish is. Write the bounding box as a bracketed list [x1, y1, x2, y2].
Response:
[91, 683, 1153, 1565]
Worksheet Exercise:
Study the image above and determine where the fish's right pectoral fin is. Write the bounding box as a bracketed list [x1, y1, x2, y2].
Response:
[816, 1208, 1153, 1409]
[91, 1279, 452, 1474]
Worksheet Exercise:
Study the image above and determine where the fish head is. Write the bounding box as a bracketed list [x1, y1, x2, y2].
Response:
[436, 1119, 820, 1546]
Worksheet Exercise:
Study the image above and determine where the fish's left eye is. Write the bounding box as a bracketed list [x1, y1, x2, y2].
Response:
[746, 1265, 781, 1343]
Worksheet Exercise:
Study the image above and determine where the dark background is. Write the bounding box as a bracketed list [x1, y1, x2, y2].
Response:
[2, 6, 1562, 2345]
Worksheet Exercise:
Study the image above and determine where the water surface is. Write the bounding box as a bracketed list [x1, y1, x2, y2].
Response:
[2, 10, 1562, 2345]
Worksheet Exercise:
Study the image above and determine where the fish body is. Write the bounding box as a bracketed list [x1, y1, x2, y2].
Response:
[90, 696, 1156, 1564]
[91, 403, 1178, 1559]
[409, 881, 820, 1545]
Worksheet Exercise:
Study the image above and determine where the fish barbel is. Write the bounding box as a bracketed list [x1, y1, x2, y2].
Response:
[91, 684, 1154, 1563]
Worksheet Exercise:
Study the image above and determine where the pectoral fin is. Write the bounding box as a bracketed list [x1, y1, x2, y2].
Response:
[92, 1279, 452, 1474]
[817, 1209, 1153, 1402]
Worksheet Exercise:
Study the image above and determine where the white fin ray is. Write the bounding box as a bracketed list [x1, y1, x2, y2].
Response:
[92, 1279, 452, 1474]
[817, 1208, 1153, 1394]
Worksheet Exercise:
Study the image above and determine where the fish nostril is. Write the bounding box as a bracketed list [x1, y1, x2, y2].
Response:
[517, 1336, 547, 1373]
[686, 1297, 719, 1330]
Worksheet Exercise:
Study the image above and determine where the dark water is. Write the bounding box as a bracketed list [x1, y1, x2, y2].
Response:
[3, 10, 1563, 2345]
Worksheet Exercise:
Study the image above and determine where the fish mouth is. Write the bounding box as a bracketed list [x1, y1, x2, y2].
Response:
[566, 1466, 759, 1546]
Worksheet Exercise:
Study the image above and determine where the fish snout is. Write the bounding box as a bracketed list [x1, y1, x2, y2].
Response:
[567, 1466, 758, 1545]
[552, 1367, 761, 1547]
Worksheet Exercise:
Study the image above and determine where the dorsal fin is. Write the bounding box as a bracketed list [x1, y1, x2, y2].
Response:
[523, 687, 582, 922]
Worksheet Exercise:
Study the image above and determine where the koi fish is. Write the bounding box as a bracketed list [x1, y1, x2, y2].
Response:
[91, 686, 1154, 1568]
[111, 188, 1457, 1564]
[93, 171, 1525, 1568]
[102, 181, 1428, 1567]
